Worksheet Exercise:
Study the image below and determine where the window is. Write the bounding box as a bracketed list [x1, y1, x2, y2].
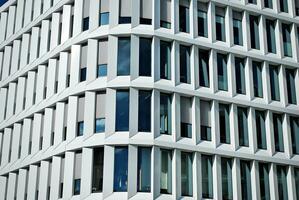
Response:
[138, 90, 151, 132]
[221, 157, 233, 200]
[200, 100, 211, 141]
[198, 2, 208, 37]
[249, 15, 260, 50]
[269, 65, 280, 101]
[252, 61, 263, 98]
[235, 57, 246, 94]
[115, 90, 129, 131]
[160, 93, 172, 135]
[290, 117, 299, 154]
[285, 68, 297, 104]
[97, 40, 108, 77]
[202, 155, 213, 199]
[264, 0, 273, 8]
[59, 157, 65, 198]
[92, 148, 104, 192]
[95, 93, 105, 133]
[119, 0, 131, 23]
[181, 152, 193, 196]
[139, 38, 152, 76]
[240, 160, 252, 200]
[248, 0, 257, 4]
[215, 7, 226, 42]
[160, 41, 171, 80]
[217, 53, 228, 91]
[273, 113, 284, 152]
[277, 165, 288, 200]
[0, 0, 8, 6]
[295, 168, 299, 199]
[256, 110, 267, 150]
[179, 0, 190, 33]
[282, 23, 292, 57]
[238, 107, 249, 147]
[63, 103, 68, 141]
[74, 151, 82, 195]
[114, 147, 128, 191]
[233, 11, 243, 46]
[77, 96, 85, 136]
[140, 0, 152, 24]
[80, 44, 88, 82]
[181, 96, 192, 138]
[117, 37, 130, 76]
[266, 19, 276, 54]
[279, 0, 288, 12]
[219, 104, 230, 144]
[160, 149, 172, 194]
[137, 147, 151, 192]
[198, 49, 209, 87]
[99, 0, 109, 25]
[160, 0, 171, 28]
[180, 45, 191, 84]
[83, 0, 90, 31]
[259, 163, 270, 200]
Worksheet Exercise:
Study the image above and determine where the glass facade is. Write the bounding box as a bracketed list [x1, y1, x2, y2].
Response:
[217, 53, 228, 91]
[160, 149, 172, 194]
[256, 110, 267, 150]
[138, 90, 151, 132]
[221, 157, 233, 200]
[238, 107, 249, 147]
[181, 152, 193, 196]
[252, 61, 263, 98]
[202, 155, 213, 198]
[139, 38, 152, 77]
[269, 65, 280, 101]
[160, 41, 171, 80]
[240, 160, 252, 200]
[198, 49, 210, 87]
[235, 57, 246, 94]
[285, 68, 297, 105]
[160, 93, 172, 135]
[266, 19, 276, 54]
[114, 147, 128, 192]
[137, 147, 151, 192]
[180, 45, 191, 84]
[219, 104, 230, 144]
[117, 38, 130, 76]
[259, 163, 270, 200]
[250, 15, 260, 50]
[290, 116, 299, 154]
[273, 113, 284, 152]
[282, 23, 292, 57]
[115, 90, 129, 131]
[276, 165, 288, 200]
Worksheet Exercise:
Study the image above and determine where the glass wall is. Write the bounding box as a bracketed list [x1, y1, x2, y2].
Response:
[238, 107, 249, 147]
[137, 147, 151, 192]
[276, 165, 288, 200]
[273, 113, 284, 152]
[181, 152, 193, 196]
[114, 147, 128, 192]
[285, 68, 297, 105]
[181, 97, 192, 138]
[202, 155, 213, 198]
[160, 41, 171, 80]
[199, 49, 210, 87]
[240, 160, 252, 200]
[115, 90, 129, 131]
[266, 19, 276, 54]
[139, 38, 152, 76]
[233, 11, 243, 46]
[235, 57, 246, 94]
[160, 93, 172, 135]
[256, 110, 267, 150]
[252, 61, 263, 98]
[180, 45, 191, 84]
[290, 116, 299, 154]
[259, 163, 270, 200]
[219, 104, 230, 144]
[217, 53, 228, 91]
[215, 7, 226, 42]
[200, 100, 211, 141]
[117, 37, 130, 76]
[269, 65, 280, 101]
[221, 157, 233, 200]
[179, 0, 190, 33]
[92, 148, 104, 192]
[249, 15, 260, 50]
[160, 149, 172, 194]
[282, 23, 292, 57]
[138, 90, 151, 132]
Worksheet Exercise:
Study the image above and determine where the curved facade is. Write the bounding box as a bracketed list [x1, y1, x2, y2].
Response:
[0, 0, 299, 199]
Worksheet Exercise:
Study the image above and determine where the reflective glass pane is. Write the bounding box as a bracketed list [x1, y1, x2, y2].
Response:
[180, 45, 191, 84]
[273, 114, 284, 152]
[240, 161, 252, 200]
[199, 50, 210, 87]
[160, 41, 171, 80]
[179, 5, 190, 33]
[138, 91, 151, 132]
[282, 24, 292, 57]
[117, 38, 130, 76]
[160, 149, 172, 194]
[269, 65, 280, 101]
[259, 163, 270, 200]
[202, 155, 213, 198]
[95, 118, 105, 133]
[77, 121, 84, 136]
[220, 104, 230, 144]
[137, 147, 151, 192]
[74, 179, 81, 195]
[198, 10, 208, 37]
[115, 90, 129, 131]
[235, 57, 246, 94]
[92, 148, 104, 192]
[114, 147, 128, 192]
[277, 165, 288, 200]
[160, 93, 172, 135]
[250, 15, 260, 49]
[216, 15, 225, 41]
[181, 152, 193, 196]
[256, 111, 267, 150]
[266, 19, 276, 54]
[238, 107, 249, 147]
[100, 12, 109, 25]
[253, 61, 263, 98]
[285, 68, 297, 104]
[139, 38, 152, 76]
[97, 64, 107, 77]
[290, 117, 299, 154]
[221, 158, 233, 200]
[217, 53, 228, 91]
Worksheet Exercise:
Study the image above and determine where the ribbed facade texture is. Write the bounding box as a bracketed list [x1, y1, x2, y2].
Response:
[0, 0, 299, 199]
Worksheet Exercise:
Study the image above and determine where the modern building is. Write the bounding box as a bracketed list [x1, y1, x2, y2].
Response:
[0, 0, 299, 199]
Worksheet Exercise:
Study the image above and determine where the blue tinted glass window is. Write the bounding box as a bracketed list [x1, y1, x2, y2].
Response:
[95, 118, 105, 133]
[180, 45, 191, 84]
[117, 38, 130, 76]
[199, 50, 209, 87]
[0, 0, 8, 6]
[160, 41, 171, 80]
[74, 179, 81, 195]
[97, 64, 107, 77]
[138, 91, 151, 132]
[114, 147, 128, 192]
[115, 90, 129, 131]
[83, 17, 89, 31]
[139, 38, 152, 76]
[80, 68, 87, 82]
[137, 147, 151, 192]
[77, 121, 84, 136]
[217, 53, 228, 91]
[100, 12, 109, 25]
